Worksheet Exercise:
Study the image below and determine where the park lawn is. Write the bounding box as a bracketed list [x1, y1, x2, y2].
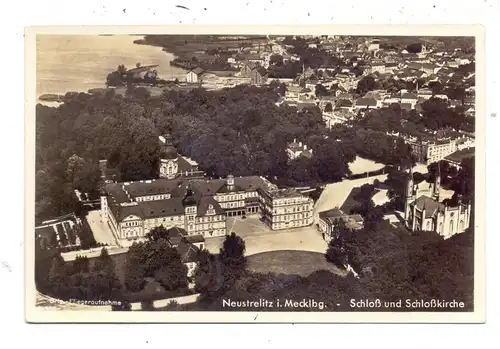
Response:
[246, 250, 346, 277]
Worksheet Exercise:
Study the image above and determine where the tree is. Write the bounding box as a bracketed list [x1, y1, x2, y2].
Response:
[91, 248, 122, 300]
[48, 253, 69, 297]
[145, 225, 169, 242]
[153, 247, 188, 291]
[164, 300, 182, 310]
[406, 43, 423, 53]
[194, 249, 226, 298]
[124, 243, 147, 292]
[356, 75, 376, 95]
[325, 220, 350, 268]
[269, 54, 284, 66]
[71, 255, 90, 274]
[315, 84, 330, 97]
[219, 233, 247, 274]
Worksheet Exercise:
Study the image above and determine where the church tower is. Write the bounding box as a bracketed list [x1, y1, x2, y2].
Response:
[158, 134, 179, 179]
[404, 167, 416, 224]
[433, 163, 441, 202]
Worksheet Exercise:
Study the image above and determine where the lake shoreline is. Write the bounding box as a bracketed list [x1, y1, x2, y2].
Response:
[37, 35, 186, 103]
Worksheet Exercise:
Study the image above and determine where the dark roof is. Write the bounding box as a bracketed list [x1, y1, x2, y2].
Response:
[112, 199, 185, 221]
[165, 227, 188, 246]
[191, 176, 266, 196]
[243, 61, 257, 70]
[411, 196, 445, 218]
[319, 208, 344, 221]
[123, 179, 184, 198]
[190, 67, 205, 75]
[401, 92, 418, 100]
[336, 99, 353, 107]
[355, 97, 377, 107]
[444, 148, 475, 164]
[197, 196, 225, 215]
[184, 235, 206, 244]
[255, 66, 268, 76]
[176, 241, 200, 263]
[35, 226, 55, 239]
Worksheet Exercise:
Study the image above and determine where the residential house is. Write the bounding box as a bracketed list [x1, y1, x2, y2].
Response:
[400, 92, 418, 107]
[370, 61, 386, 74]
[354, 97, 378, 110]
[318, 208, 364, 241]
[322, 109, 353, 128]
[240, 61, 257, 77]
[384, 62, 398, 74]
[367, 39, 380, 51]
[417, 88, 433, 100]
[186, 67, 205, 83]
[336, 99, 354, 111]
[250, 67, 269, 85]
[286, 140, 313, 161]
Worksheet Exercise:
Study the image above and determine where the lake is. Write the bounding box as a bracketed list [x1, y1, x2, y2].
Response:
[36, 35, 186, 102]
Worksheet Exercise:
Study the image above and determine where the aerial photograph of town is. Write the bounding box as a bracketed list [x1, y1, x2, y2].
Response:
[31, 33, 476, 314]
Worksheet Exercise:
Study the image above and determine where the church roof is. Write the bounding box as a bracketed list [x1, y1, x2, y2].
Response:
[412, 195, 445, 218]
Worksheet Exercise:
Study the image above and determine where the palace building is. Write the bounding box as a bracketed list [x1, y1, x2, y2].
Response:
[404, 167, 472, 239]
[101, 181, 227, 242]
[100, 134, 316, 241]
[258, 186, 314, 230]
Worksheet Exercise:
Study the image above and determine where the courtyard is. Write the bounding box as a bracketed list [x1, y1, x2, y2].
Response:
[87, 210, 118, 246]
[205, 215, 328, 256]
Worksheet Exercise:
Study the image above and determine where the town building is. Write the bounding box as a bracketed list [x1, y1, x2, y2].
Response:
[161, 227, 204, 277]
[186, 67, 205, 83]
[240, 61, 257, 77]
[354, 97, 379, 110]
[404, 168, 471, 239]
[286, 139, 313, 161]
[404, 136, 460, 165]
[250, 66, 269, 85]
[443, 147, 475, 170]
[258, 187, 314, 231]
[318, 208, 364, 241]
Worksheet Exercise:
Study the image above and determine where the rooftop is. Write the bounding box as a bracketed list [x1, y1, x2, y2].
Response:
[445, 147, 475, 164]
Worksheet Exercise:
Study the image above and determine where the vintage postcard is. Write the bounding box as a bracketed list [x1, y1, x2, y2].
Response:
[25, 25, 485, 323]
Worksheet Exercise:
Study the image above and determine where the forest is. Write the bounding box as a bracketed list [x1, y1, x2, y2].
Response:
[35, 83, 417, 222]
[182, 227, 474, 312]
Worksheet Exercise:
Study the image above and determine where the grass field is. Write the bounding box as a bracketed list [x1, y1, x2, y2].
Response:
[246, 250, 346, 277]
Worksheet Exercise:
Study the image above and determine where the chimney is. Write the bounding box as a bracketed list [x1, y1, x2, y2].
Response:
[299, 141, 303, 147]
[304, 145, 307, 150]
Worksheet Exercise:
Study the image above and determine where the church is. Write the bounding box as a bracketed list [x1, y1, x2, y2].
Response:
[404, 167, 472, 239]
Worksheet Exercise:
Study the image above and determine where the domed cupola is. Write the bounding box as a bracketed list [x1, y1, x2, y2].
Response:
[159, 134, 178, 160]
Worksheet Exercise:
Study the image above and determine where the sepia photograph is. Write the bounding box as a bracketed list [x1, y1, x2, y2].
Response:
[25, 25, 485, 323]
